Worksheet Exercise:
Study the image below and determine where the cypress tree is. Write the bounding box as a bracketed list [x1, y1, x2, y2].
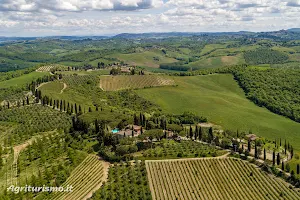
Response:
[60, 100, 63, 111]
[139, 113, 143, 126]
[248, 140, 251, 152]
[280, 138, 282, 146]
[78, 105, 82, 115]
[140, 126, 143, 134]
[133, 114, 138, 125]
[143, 114, 146, 126]
[89, 107, 92, 112]
[71, 104, 74, 113]
[199, 126, 202, 141]
[208, 127, 213, 143]
[26, 96, 29, 105]
[272, 151, 275, 166]
[282, 161, 284, 171]
[63, 100, 66, 111]
[284, 140, 287, 154]
[254, 142, 258, 159]
[277, 153, 280, 165]
[263, 148, 266, 160]
[195, 126, 198, 140]
[297, 164, 299, 175]
[75, 103, 78, 114]
[189, 125, 193, 139]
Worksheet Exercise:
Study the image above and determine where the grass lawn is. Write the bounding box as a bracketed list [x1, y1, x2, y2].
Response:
[111, 50, 178, 68]
[187, 55, 244, 69]
[0, 72, 49, 88]
[137, 74, 300, 152]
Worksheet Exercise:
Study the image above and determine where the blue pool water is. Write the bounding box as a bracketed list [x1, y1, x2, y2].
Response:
[112, 129, 119, 133]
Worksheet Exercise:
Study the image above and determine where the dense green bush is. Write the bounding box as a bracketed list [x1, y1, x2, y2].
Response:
[244, 48, 289, 65]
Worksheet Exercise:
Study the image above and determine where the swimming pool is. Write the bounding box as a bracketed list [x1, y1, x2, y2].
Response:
[112, 129, 119, 133]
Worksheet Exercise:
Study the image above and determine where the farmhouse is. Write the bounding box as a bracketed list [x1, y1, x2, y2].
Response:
[246, 134, 259, 141]
[114, 125, 143, 138]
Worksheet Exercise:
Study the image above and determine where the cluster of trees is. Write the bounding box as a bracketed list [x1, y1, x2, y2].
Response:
[233, 68, 300, 122]
[0, 67, 36, 81]
[185, 125, 215, 144]
[244, 48, 289, 65]
[159, 62, 196, 71]
[0, 105, 72, 144]
[2, 133, 86, 199]
[36, 91, 86, 116]
[91, 161, 152, 200]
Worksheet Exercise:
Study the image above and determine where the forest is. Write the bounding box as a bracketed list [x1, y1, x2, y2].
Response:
[244, 48, 289, 65]
[233, 67, 300, 122]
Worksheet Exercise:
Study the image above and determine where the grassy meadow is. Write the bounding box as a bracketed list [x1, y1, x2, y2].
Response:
[110, 50, 178, 68]
[0, 71, 49, 88]
[137, 74, 300, 151]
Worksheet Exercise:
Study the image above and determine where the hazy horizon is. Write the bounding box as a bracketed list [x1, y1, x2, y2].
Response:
[1, 0, 300, 37]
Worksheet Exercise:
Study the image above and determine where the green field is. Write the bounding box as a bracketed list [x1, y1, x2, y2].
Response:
[0, 71, 49, 88]
[111, 50, 178, 68]
[137, 74, 300, 151]
[187, 55, 245, 69]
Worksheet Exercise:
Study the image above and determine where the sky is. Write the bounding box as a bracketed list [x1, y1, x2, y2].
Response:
[0, 0, 300, 36]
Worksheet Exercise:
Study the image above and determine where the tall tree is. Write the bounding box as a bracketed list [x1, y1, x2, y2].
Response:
[297, 164, 299, 175]
[263, 148, 266, 160]
[280, 138, 282, 146]
[248, 140, 251, 152]
[60, 100, 63, 111]
[189, 125, 193, 139]
[254, 142, 258, 159]
[272, 151, 275, 166]
[78, 105, 82, 115]
[208, 127, 213, 143]
[277, 153, 280, 165]
[194, 126, 198, 140]
[199, 126, 202, 141]
[75, 103, 78, 114]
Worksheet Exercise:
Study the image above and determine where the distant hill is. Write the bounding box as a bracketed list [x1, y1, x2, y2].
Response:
[113, 32, 255, 39]
[0, 36, 108, 43]
[288, 28, 300, 32]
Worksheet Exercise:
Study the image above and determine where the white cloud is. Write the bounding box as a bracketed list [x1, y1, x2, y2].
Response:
[0, 0, 163, 12]
[0, 0, 299, 36]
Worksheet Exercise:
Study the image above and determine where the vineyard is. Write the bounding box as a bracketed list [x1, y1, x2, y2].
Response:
[146, 158, 300, 200]
[91, 160, 152, 200]
[100, 75, 176, 91]
[50, 154, 108, 200]
[0, 105, 72, 144]
[62, 75, 98, 87]
[141, 140, 225, 159]
[36, 65, 68, 72]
